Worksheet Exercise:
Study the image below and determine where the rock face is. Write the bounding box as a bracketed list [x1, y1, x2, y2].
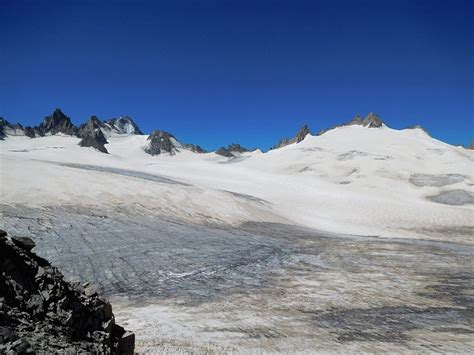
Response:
[317, 112, 386, 137]
[227, 143, 250, 153]
[78, 116, 108, 137]
[0, 111, 144, 142]
[182, 143, 207, 153]
[0, 118, 26, 140]
[78, 116, 109, 153]
[35, 109, 78, 137]
[215, 143, 252, 157]
[0, 230, 134, 354]
[0, 118, 9, 140]
[295, 124, 310, 142]
[215, 147, 234, 157]
[361, 112, 384, 128]
[467, 141, 474, 150]
[272, 124, 311, 149]
[144, 130, 207, 155]
[145, 130, 177, 155]
[348, 114, 363, 125]
[105, 116, 143, 135]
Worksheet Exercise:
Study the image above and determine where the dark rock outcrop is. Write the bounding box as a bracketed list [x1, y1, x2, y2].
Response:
[317, 112, 386, 136]
[215, 143, 254, 157]
[272, 124, 311, 149]
[183, 143, 207, 153]
[77, 116, 108, 138]
[215, 147, 234, 157]
[105, 116, 143, 135]
[348, 114, 363, 125]
[0, 118, 8, 140]
[145, 130, 177, 155]
[0, 118, 25, 140]
[35, 109, 78, 137]
[78, 116, 109, 153]
[23, 126, 37, 138]
[361, 112, 384, 128]
[0, 230, 134, 354]
[467, 141, 474, 150]
[227, 143, 250, 153]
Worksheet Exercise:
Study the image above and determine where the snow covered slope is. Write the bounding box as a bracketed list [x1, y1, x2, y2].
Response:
[1, 125, 473, 242]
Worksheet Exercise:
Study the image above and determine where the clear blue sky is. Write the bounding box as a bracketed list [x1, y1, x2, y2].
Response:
[1, 0, 472, 150]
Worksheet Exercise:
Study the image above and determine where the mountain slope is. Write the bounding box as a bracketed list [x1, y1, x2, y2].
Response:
[1, 123, 472, 242]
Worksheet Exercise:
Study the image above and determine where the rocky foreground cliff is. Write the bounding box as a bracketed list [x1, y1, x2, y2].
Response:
[0, 230, 134, 354]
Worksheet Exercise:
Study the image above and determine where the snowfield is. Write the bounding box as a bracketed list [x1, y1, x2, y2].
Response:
[1, 125, 473, 353]
[1, 125, 473, 242]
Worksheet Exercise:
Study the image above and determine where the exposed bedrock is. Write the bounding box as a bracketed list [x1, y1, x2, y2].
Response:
[0, 230, 134, 354]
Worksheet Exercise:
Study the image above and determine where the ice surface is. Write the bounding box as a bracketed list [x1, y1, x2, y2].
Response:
[428, 189, 474, 206]
[409, 173, 465, 187]
[1, 204, 472, 353]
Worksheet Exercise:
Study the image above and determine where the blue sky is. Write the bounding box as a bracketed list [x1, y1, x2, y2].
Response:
[1, 0, 472, 150]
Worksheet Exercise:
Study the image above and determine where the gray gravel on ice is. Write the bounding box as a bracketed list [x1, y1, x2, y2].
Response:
[1, 204, 473, 352]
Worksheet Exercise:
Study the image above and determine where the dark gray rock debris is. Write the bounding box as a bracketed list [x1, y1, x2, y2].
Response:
[0, 229, 134, 354]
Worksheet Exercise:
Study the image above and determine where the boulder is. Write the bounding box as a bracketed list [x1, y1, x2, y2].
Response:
[12, 236, 36, 251]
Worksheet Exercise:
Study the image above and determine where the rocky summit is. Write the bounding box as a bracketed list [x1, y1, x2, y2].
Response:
[105, 116, 143, 135]
[227, 143, 250, 153]
[35, 109, 78, 137]
[78, 116, 109, 154]
[317, 112, 386, 137]
[145, 130, 177, 155]
[362, 112, 384, 128]
[0, 229, 134, 354]
[272, 124, 311, 149]
[0, 110, 144, 146]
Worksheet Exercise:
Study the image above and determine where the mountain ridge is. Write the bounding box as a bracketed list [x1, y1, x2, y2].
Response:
[0, 110, 461, 155]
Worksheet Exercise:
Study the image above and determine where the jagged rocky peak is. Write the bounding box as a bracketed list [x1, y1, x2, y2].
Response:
[77, 116, 106, 137]
[36, 108, 78, 136]
[362, 112, 384, 128]
[105, 116, 143, 135]
[272, 124, 311, 149]
[145, 130, 177, 156]
[295, 124, 310, 142]
[467, 141, 474, 150]
[348, 114, 363, 125]
[78, 116, 109, 154]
